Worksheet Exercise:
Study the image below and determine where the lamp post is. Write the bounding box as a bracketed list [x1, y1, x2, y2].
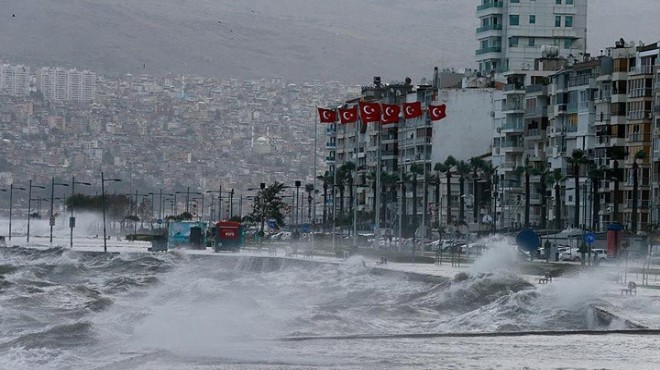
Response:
[27, 181, 46, 243]
[632, 157, 642, 233]
[101, 172, 121, 252]
[229, 189, 234, 219]
[260, 183, 266, 238]
[1, 184, 26, 241]
[294, 181, 301, 230]
[49, 177, 69, 244]
[70, 176, 91, 248]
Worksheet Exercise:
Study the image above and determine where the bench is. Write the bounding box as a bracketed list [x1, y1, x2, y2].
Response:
[538, 273, 553, 284]
[621, 281, 637, 296]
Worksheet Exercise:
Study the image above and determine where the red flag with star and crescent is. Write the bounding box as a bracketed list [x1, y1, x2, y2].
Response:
[317, 107, 337, 123]
[338, 106, 358, 124]
[381, 104, 400, 124]
[428, 104, 447, 121]
[403, 102, 423, 119]
[359, 102, 381, 123]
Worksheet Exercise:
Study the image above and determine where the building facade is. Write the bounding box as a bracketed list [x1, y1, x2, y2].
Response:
[476, 0, 587, 75]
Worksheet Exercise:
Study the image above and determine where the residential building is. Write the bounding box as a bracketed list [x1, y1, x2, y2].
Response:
[0, 63, 30, 96]
[476, 0, 587, 75]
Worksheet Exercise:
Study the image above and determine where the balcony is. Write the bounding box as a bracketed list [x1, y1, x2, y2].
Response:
[625, 200, 651, 209]
[525, 106, 547, 117]
[477, 1, 503, 12]
[476, 23, 503, 33]
[475, 46, 502, 55]
[526, 128, 545, 138]
[503, 103, 525, 114]
[629, 65, 655, 75]
[627, 111, 653, 121]
[504, 83, 525, 93]
[326, 142, 336, 149]
[499, 122, 524, 133]
[325, 156, 335, 162]
[627, 132, 647, 143]
[568, 75, 594, 87]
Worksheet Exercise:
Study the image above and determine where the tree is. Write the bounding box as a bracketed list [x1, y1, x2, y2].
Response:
[632, 150, 646, 233]
[316, 171, 333, 224]
[566, 149, 590, 228]
[456, 160, 471, 223]
[587, 163, 607, 231]
[250, 182, 287, 228]
[409, 163, 424, 232]
[479, 162, 497, 230]
[435, 156, 457, 225]
[515, 157, 534, 228]
[547, 169, 566, 230]
[469, 157, 486, 225]
[609, 146, 625, 224]
[340, 161, 356, 215]
[304, 183, 315, 224]
[531, 161, 552, 230]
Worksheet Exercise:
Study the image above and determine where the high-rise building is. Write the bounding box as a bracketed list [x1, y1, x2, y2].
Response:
[37, 67, 96, 102]
[475, 0, 587, 75]
[0, 63, 30, 96]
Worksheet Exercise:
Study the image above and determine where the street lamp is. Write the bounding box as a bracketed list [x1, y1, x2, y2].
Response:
[101, 172, 121, 252]
[26, 180, 46, 243]
[70, 176, 91, 248]
[49, 177, 69, 244]
[294, 180, 301, 230]
[1, 184, 26, 241]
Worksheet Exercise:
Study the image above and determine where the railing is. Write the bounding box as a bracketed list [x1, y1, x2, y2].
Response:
[627, 111, 652, 121]
[525, 106, 547, 117]
[475, 46, 502, 55]
[525, 84, 545, 93]
[568, 75, 593, 87]
[527, 128, 542, 137]
[505, 83, 525, 92]
[629, 65, 655, 75]
[477, 1, 503, 11]
[625, 200, 651, 209]
[500, 122, 524, 131]
[628, 132, 645, 142]
[504, 103, 524, 111]
[476, 24, 503, 33]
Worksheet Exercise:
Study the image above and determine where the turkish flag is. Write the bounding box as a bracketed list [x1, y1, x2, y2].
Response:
[359, 102, 381, 123]
[317, 107, 337, 123]
[403, 102, 423, 119]
[381, 104, 400, 124]
[338, 106, 358, 124]
[428, 104, 447, 121]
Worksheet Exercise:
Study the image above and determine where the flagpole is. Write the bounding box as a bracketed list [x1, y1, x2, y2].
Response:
[313, 112, 318, 251]
[353, 115, 360, 248]
[373, 118, 382, 250]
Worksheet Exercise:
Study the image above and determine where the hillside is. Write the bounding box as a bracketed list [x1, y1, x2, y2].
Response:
[0, 0, 657, 83]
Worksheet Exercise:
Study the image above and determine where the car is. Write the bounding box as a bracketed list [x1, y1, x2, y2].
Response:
[558, 247, 581, 262]
[591, 248, 608, 263]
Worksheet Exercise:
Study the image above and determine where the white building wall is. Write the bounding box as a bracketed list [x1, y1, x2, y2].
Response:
[431, 88, 495, 163]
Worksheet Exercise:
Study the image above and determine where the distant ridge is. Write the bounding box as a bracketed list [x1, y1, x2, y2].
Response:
[1, 0, 657, 83]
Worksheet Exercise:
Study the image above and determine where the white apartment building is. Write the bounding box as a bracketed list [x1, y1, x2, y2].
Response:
[37, 67, 96, 102]
[476, 0, 587, 75]
[0, 63, 30, 96]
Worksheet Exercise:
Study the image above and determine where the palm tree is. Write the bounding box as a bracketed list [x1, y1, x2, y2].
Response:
[381, 172, 399, 227]
[632, 150, 646, 233]
[456, 160, 471, 223]
[343, 162, 356, 214]
[609, 146, 625, 224]
[469, 157, 486, 224]
[316, 171, 333, 224]
[515, 157, 534, 228]
[436, 156, 457, 225]
[304, 183, 315, 224]
[432, 163, 443, 226]
[409, 163, 424, 231]
[587, 163, 606, 231]
[531, 161, 551, 230]
[566, 149, 590, 228]
[427, 172, 441, 230]
[547, 169, 566, 230]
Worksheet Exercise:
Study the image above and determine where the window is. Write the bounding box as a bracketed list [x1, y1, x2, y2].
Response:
[509, 14, 519, 26]
[556, 0, 561, 4]
[529, 38, 535, 47]
[564, 38, 572, 49]
[566, 0, 574, 4]
[511, 0, 519, 2]
[555, 16, 561, 27]
[529, 15, 536, 24]
[509, 37, 519, 47]
[565, 16, 573, 27]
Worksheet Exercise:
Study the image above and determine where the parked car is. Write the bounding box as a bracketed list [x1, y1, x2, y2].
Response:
[558, 247, 580, 262]
[591, 248, 608, 263]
